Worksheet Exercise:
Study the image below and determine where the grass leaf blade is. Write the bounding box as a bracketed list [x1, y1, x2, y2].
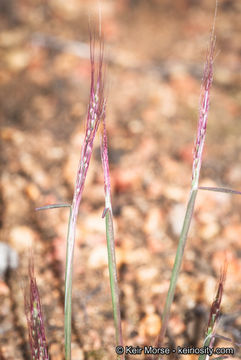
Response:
[199, 186, 241, 195]
[36, 204, 71, 211]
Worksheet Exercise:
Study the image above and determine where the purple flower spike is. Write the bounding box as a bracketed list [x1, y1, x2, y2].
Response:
[192, 28, 216, 189]
[24, 257, 49, 360]
[65, 33, 105, 283]
[206, 262, 227, 336]
[72, 35, 105, 220]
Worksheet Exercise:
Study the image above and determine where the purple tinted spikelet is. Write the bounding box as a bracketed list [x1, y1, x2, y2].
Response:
[65, 33, 105, 287]
[65, 34, 105, 281]
[206, 262, 227, 337]
[72, 35, 105, 218]
[198, 263, 227, 360]
[192, 27, 216, 189]
[24, 257, 49, 360]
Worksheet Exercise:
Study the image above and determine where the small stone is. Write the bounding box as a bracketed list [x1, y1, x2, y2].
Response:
[0, 280, 10, 295]
[72, 346, 84, 360]
[164, 185, 185, 201]
[168, 203, 186, 236]
[168, 315, 185, 336]
[136, 266, 158, 283]
[0, 242, 19, 278]
[144, 207, 164, 236]
[84, 213, 106, 234]
[115, 247, 125, 268]
[177, 274, 201, 307]
[200, 222, 220, 240]
[24, 183, 40, 201]
[0, 29, 26, 47]
[88, 245, 107, 269]
[223, 223, 241, 244]
[125, 247, 151, 265]
[49, 343, 62, 360]
[112, 168, 141, 193]
[5, 48, 31, 71]
[146, 234, 168, 254]
[9, 226, 35, 251]
[139, 313, 161, 337]
[227, 164, 241, 183]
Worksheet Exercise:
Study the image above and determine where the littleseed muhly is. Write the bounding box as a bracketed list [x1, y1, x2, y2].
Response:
[156, 7, 217, 351]
[64, 33, 106, 360]
[35, 31, 107, 360]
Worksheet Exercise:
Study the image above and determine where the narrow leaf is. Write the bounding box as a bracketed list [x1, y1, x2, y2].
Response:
[199, 187, 241, 195]
[214, 333, 241, 347]
[101, 106, 124, 357]
[36, 203, 71, 211]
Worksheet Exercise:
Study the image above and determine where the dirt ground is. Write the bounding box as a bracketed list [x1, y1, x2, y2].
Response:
[0, 1, 241, 359]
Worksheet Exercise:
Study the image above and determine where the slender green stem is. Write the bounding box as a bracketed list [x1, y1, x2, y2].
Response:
[64, 206, 75, 360]
[105, 209, 124, 359]
[198, 333, 213, 360]
[157, 189, 198, 347]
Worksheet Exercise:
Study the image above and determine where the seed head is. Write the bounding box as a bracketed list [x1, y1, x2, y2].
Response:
[206, 261, 227, 336]
[24, 257, 49, 360]
[192, 28, 216, 189]
[72, 34, 105, 216]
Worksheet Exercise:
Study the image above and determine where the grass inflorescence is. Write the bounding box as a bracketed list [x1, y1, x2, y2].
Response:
[24, 256, 49, 360]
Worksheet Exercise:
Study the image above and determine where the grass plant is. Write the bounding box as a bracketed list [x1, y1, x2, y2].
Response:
[63, 35, 106, 360]
[156, 11, 216, 348]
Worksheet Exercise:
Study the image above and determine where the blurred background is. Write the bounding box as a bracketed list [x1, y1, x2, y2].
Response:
[0, 0, 241, 359]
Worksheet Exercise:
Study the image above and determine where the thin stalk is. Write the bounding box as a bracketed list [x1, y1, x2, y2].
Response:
[64, 206, 75, 360]
[156, 188, 197, 346]
[198, 333, 214, 360]
[105, 210, 124, 357]
[101, 107, 124, 357]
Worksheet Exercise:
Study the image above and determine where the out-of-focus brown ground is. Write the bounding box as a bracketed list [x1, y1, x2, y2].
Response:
[0, 1, 241, 359]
